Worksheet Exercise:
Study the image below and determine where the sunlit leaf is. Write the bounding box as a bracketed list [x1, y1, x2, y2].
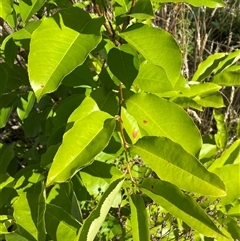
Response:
[13, 181, 46, 241]
[28, 6, 104, 101]
[120, 24, 182, 85]
[0, 0, 13, 20]
[108, 44, 139, 89]
[45, 204, 81, 241]
[208, 140, 240, 171]
[47, 111, 116, 186]
[133, 62, 173, 93]
[131, 136, 226, 196]
[212, 164, 240, 205]
[140, 178, 229, 241]
[75, 178, 124, 241]
[19, 0, 45, 23]
[213, 65, 240, 86]
[153, 0, 225, 8]
[126, 92, 202, 156]
[129, 194, 150, 241]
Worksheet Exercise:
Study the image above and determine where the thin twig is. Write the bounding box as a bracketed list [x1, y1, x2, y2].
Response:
[92, 0, 120, 46]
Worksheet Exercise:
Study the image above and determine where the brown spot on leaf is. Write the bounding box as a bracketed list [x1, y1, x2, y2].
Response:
[40, 84, 45, 88]
[132, 129, 138, 139]
[143, 120, 148, 124]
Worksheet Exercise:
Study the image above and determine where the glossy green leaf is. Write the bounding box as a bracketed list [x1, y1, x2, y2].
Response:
[228, 203, 240, 217]
[11, 21, 41, 49]
[0, 0, 13, 20]
[140, 178, 229, 240]
[5, 233, 29, 241]
[120, 24, 181, 84]
[45, 204, 81, 241]
[215, 50, 240, 75]
[90, 88, 118, 116]
[212, 164, 240, 205]
[208, 140, 240, 171]
[13, 181, 46, 241]
[67, 96, 99, 124]
[80, 161, 122, 201]
[194, 92, 225, 108]
[2, 64, 29, 89]
[171, 96, 202, 110]
[1, 37, 18, 68]
[52, 94, 85, 131]
[129, 0, 153, 19]
[28, 6, 104, 101]
[46, 111, 116, 186]
[154, 0, 225, 7]
[0, 94, 16, 128]
[121, 107, 146, 143]
[19, 0, 45, 23]
[0, 143, 14, 174]
[126, 92, 202, 156]
[17, 91, 35, 121]
[131, 136, 226, 196]
[0, 65, 8, 96]
[213, 65, 240, 86]
[129, 194, 150, 241]
[192, 53, 227, 81]
[62, 62, 95, 88]
[182, 82, 221, 97]
[133, 62, 173, 93]
[213, 110, 228, 149]
[108, 44, 139, 89]
[75, 178, 124, 241]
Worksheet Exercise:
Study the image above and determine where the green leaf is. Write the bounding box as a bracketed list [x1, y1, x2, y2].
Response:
[0, 65, 8, 96]
[75, 178, 124, 241]
[67, 96, 99, 124]
[213, 110, 228, 149]
[52, 94, 85, 131]
[1, 37, 18, 68]
[13, 181, 46, 241]
[5, 233, 29, 241]
[140, 178, 229, 240]
[62, 62, 95, 88]
[212, 164, 240, 205]
[208, 140, 240, 171]
[28, 6, 104, 101]
[0, 94, 17, 128]
[0, 143, 14, 174]
[133, 62, 173, 93]
[181, 82, 221, 97]
[11, 20, 41, 49]
[120, 24, 181, 84]
[194, 92, 225, 108]
[171, 96, 202, 111]
[19, 0, 45, 23]
[153, 0, 225, 8]
[213, 65, 240, 86]
[129, 0, 153, 19]
[90, 88, 118, 116]
[192, 53, 227, 81]
[108, 44, 139, 89]
[131, 136, 226, 196]
[126, 92, 202, 156]
[129, 194, 150, 241]
[215, 50, 240, 75]
[121, 107, 146, 143]
[46, 111, 116, 186]
[17, 91, 35, 121]
[45, 204, 81, 241]
[80, 161, 122, 202]
[0, 0, 13, 20]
